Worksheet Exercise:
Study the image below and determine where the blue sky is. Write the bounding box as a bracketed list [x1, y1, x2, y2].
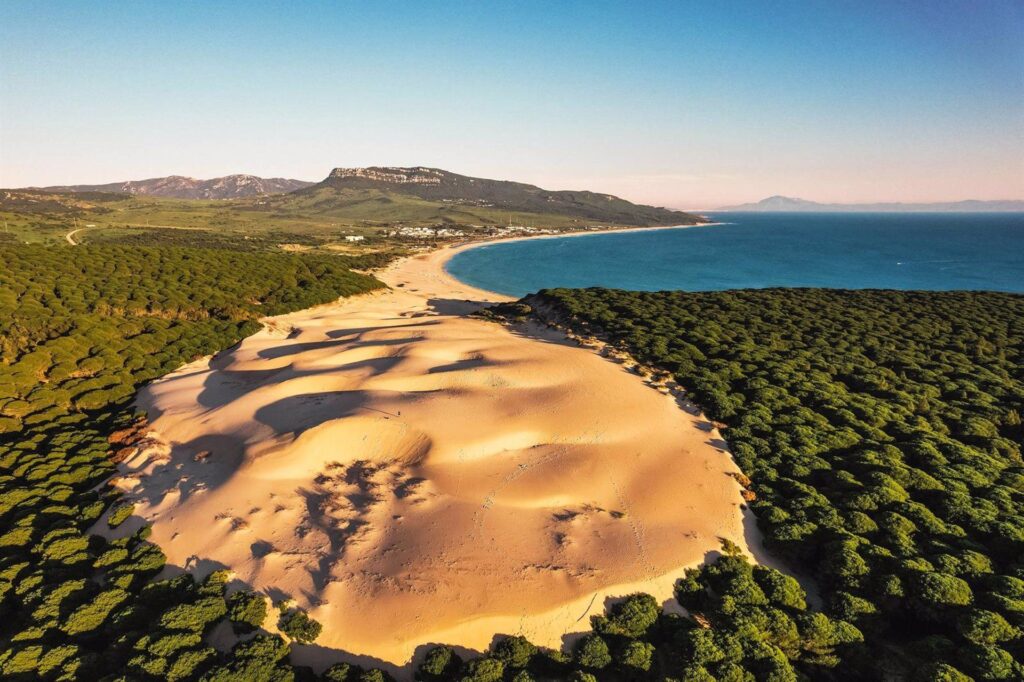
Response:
[1, 1, 1022, 206]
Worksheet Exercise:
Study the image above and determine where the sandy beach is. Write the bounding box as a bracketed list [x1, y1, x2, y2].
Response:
[115, 235, 755, 674]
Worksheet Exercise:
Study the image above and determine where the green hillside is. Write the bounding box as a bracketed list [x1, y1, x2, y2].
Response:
[3, 168, 704, 246]
[293, 166, 702, 227]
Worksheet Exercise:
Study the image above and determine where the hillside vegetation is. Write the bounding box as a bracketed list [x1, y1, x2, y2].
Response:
[297, 167, 702, 227]
[2, 168, 704, 245]
[525, 287, 1024, 680]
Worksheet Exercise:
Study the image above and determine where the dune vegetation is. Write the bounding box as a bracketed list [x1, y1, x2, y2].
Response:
[522, 287, 1024, 680]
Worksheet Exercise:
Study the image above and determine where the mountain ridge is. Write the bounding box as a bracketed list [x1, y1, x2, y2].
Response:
[36, 174, 314, 200]
[716, 195, 1024, 212]
[294, 166, 705, 226]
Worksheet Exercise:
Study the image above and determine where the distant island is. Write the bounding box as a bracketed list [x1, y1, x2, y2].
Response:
[715, 194, 1024, 212]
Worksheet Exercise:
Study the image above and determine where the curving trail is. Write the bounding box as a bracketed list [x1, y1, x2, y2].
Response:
[115, 244, 756, 673]
[64, 227, 86, 245]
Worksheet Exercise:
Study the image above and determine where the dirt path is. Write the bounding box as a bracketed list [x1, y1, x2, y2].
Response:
[64, 226, 87, 244]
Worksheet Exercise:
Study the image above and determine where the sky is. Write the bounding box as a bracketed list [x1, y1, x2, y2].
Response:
[1, 1, 1022, 208]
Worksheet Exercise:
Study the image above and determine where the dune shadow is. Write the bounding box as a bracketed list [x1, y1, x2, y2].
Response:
[325, 319, 442, 339]
[290, 641, 412, 681]
[251, 540, 275, 558]
[258, 338, 349, 360]
[740, 505, 823, 608]
[208, 338, 250, 371]
[427, 297, 494, 316]
[427, 355, 493, 374]
[347, 335, 426, 349]
[253, 391, 373, 435]
[122, 432, 247, 509]
[673, 399, 701, 416]
[293, 481, 373, 592]
[498, 318, 587, 351]
[195, 365, 299, 408]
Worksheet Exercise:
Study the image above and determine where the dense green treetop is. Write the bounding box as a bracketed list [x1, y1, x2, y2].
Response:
[0, 243, 383, 680]
[0, 244, 382, 434]
[529, 287, 1024, 679]
[3, 236, 1022, 681]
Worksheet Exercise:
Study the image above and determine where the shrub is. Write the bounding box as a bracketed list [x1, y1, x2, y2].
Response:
[619, 640, 654, 671]
[593, 593, 660, 638]
[278, 607, 322, 643]
[574, 635, 611, 670]
[460, 657, 503, 682]
[159, 596, 228, 633]
[227, 590, 268, 634]
[491, 635, 537, 669]
[61, 588, 129, 635]
[417, 646, 462, 681]
[106, 501, 134, 528]
[956, 609, 1019, 645]
[324, 662, 361, 682]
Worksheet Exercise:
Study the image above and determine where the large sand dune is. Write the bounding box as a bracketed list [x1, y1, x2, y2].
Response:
[117, 244, 754, 670]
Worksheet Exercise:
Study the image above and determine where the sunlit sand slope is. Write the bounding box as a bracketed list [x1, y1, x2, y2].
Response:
[119, 245, 751, 667]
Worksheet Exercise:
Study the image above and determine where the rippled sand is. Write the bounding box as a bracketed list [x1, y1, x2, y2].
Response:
[117, 245, 753, 671]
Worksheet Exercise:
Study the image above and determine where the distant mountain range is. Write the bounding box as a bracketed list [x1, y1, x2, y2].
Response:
[716, 195, 1024, 212]
[37, 175, 314, 200]
[9, 167, 706, 229]
[280, 166, 705, 226]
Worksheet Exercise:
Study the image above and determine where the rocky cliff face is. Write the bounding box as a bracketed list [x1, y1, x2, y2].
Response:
[328, 167, 445, 185]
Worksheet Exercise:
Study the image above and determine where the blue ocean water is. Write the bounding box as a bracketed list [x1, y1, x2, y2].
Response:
[445, 213, 1024, 296]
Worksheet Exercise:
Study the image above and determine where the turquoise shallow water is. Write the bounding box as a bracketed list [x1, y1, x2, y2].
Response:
[446, 212, 1024, 296]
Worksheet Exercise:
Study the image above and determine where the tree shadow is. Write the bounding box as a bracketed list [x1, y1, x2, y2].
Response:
[118, 432, 247, 509]
[426, 297, 493, 316]
[427, 355, 494, 374]
[324, 320, 442, 339]
[705, 437, 730, 452]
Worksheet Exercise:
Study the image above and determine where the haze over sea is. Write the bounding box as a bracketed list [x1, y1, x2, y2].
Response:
[446, 213, 1024, 296]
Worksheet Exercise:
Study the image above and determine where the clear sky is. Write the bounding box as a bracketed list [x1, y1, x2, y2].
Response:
[1, 1, 1022, 207]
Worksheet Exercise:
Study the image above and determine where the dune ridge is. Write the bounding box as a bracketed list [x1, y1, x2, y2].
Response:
[116, 243, 756, 670]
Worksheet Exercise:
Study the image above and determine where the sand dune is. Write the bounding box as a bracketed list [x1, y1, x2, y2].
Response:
[117, 244, 755, 670]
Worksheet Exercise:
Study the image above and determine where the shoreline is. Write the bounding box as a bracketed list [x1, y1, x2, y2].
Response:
[115, 230, 756, 676]
[411, 221, 724, 298]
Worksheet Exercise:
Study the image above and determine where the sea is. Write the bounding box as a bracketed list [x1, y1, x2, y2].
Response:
[445, 212, 1024, 296]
